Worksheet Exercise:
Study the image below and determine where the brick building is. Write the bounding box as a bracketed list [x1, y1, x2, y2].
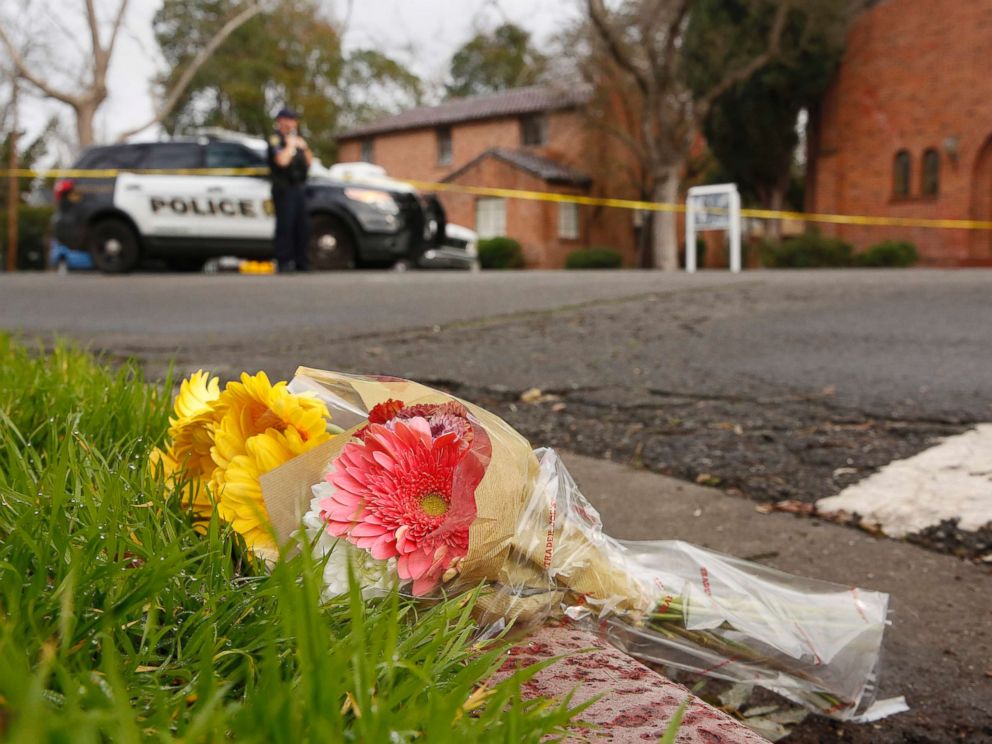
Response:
[808, 0, 992, 265]
[337, 86, 642, 268]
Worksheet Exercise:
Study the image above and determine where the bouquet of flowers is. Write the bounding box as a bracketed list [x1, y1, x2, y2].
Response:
[154, 366, 905, 722]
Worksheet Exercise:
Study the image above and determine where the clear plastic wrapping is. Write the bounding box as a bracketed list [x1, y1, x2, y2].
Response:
[255, 368, 900, 721]
[500, 448, 891, 719]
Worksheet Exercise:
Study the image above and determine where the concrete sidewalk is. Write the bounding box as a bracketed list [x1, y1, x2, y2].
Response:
[559, 452, 992, 743]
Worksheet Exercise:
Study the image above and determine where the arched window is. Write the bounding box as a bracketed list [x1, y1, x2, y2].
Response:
[922, 148, 940, 196]
[893, 150, 911, 198]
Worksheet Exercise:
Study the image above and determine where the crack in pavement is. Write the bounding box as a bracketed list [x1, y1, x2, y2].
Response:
[19, 273, 992, 562]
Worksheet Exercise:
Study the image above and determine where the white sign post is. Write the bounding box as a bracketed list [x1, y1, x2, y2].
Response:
[685, 183, 741, 273]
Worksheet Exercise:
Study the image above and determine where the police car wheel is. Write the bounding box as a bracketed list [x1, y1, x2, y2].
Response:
[308, 215, 355, 271]
[89, 219, 140, 274]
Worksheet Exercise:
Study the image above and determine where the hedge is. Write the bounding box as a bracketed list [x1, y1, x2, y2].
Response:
[854, 240, 919, 267]
[759, 232, 854, 268]
[0, 204, 53, 270]
[478, 237, 524, 269]
[565, 246, 623, 269]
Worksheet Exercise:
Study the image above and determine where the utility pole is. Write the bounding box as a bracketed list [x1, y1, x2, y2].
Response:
[5, 75, 18, 273]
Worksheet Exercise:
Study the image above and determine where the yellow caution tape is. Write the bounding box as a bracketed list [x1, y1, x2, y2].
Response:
[5, 167, 991, 231]
[1, 166, 269, 177]
[736, 206, 992, 231]
[400, 178, 992, 231]
[400, 178, 687, 214]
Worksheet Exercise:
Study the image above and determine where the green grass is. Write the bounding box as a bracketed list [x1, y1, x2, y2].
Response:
[0, 336, 580, 742]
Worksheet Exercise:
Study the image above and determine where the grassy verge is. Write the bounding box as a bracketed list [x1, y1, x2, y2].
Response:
[0, 336, 579, 742]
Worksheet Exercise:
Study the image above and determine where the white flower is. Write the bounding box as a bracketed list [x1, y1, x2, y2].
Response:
[303, 481, 397, 601]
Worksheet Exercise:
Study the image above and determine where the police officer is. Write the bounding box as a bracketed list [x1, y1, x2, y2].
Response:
[267, 108, 313, 272]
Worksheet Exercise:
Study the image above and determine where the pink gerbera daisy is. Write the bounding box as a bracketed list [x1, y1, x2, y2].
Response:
[319, 415, 480, 595]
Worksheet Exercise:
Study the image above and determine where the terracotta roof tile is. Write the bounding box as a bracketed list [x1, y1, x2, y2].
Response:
[338, 85, 591, 140]
[443, 147, 591, 186]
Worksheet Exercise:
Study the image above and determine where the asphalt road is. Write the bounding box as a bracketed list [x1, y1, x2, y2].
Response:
[4, 269, 989, 420]
[0, 270, 709, 338]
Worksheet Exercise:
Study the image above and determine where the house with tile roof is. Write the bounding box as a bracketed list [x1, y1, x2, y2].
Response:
[337, 85, 643, 268]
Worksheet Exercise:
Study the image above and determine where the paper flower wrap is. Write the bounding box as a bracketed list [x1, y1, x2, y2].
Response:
[258, 367, 901, 722]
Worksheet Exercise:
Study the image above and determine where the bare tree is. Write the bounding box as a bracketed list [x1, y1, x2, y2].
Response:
[583, 0, 791, 270]
[5, 75, 19, 273]
[0, 0, 266, 149]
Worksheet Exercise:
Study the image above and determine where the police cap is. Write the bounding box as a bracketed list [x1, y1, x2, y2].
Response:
[275, 107, 300, 121]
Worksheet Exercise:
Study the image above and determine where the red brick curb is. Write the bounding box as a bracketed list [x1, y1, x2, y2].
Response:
[496, 622, 768, 743]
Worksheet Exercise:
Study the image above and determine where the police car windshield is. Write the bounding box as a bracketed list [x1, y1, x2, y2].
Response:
[74, 145, 146, 170]
[140, 143, 203, 169]
[206, 142, 265, 169]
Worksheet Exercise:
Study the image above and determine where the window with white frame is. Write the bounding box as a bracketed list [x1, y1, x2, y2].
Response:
[520, 114, 547, 146]
[437, 127, 452, 166]
[475, 197, 506, 238]
[360, 137, 374, 163]
[558, 202, 580, 240]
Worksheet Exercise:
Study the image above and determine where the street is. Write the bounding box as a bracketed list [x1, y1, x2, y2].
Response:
[2, 269, 990, 419]
[4, 270, 992, 512]
[4, 268, 992, 507]
[2, 268, 991, 741]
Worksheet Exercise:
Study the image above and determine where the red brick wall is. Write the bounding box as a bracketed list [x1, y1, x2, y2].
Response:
[338, 113, 576, 183]
[338, 109, 641, 267]
[810, 0, 992, 265]
[442, 156, 595, 268]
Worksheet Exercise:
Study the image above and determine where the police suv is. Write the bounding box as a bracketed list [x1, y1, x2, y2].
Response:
[53, 133, 450, 273]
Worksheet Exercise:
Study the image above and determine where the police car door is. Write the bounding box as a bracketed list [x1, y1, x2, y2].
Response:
[201, 141, 274, 241]
[116, 142, 217, 240]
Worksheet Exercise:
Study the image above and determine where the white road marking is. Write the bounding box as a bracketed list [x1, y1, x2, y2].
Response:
[816, 424, 992, 537]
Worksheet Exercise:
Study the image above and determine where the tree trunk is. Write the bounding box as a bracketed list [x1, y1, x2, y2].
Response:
[651, 166, 680, 271]
[765, 182, 785, 242]
[6, 78, 18, 272]
[75, 101, 97, 149]
[637, 211, 653, 268]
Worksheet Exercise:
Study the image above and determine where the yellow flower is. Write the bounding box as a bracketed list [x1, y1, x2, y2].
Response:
[171, 370, 221, 423]
[209, 371, 332, 551]
[211, 371, 329, 472]
[150, 371, 222, 525]
[168, 373, 221, 475]
[216, 427, 316, 554]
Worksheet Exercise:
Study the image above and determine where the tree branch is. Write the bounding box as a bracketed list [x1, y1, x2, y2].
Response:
[585, 101, 646, 163]
[697, 0, 791, 117]
[0, 21, 80, 106]
[83, 0, 103, 65]
[106, 0, 132, 61]
[586, 0, 650, 96]
[114, 2, 265, 142]
[660, 0, 691, 85]
[49, 10, 91, 63]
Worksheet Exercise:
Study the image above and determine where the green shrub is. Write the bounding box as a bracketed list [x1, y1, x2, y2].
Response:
[760, 232, 854, 268]
[0, 204, 53, 270]
[855, 240, 919, 267]
[478, 237, 525, 269]
[565, 246, 623, 269]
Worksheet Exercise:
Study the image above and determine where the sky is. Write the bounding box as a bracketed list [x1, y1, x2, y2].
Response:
[12, 0, 579, 153]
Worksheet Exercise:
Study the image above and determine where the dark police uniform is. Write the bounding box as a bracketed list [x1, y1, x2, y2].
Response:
[267, 128, 310, 272]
